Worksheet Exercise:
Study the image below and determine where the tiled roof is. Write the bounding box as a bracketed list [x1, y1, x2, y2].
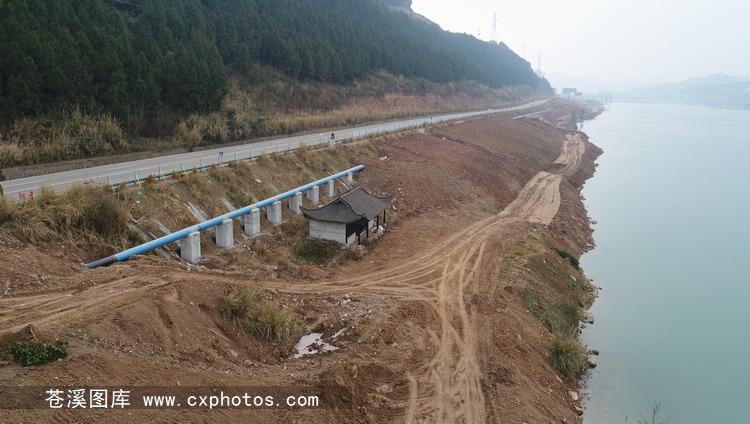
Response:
[301, 186, 393, 224]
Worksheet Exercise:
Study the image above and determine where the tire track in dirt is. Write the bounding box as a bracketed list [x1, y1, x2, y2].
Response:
[301, 133, 585, 422]
[299, 135, 583, 297]
[0, 133, 585, 423]
[0, 277, 170, 334]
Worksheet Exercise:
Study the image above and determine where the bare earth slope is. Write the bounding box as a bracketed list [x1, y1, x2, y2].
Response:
[0, 109, 602, 423]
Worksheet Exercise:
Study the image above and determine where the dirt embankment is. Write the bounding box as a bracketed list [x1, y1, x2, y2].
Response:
[0, 101, 602, 423]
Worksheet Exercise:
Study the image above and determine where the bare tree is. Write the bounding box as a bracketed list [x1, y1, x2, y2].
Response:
[634, 401, 675, 424]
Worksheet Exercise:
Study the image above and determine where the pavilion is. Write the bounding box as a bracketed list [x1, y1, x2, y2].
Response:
[300, 186, 393, 245]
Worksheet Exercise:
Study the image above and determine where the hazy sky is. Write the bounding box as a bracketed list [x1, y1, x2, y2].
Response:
[411, 0, 750, 87]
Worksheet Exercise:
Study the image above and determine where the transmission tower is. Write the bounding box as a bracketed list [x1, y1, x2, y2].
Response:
[490, 13, 497, 43]
[535, 53, 544, 77]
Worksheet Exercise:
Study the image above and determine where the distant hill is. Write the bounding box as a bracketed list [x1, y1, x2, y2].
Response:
[0, 0, 550, 132]
[545, 72, 620, 94]
[615, 73, 750, 109]
[380, 0, 413, 7]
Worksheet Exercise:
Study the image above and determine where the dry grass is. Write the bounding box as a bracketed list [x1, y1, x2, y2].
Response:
[0, 108, 127, 167]
[220, 285, 303, 344]
[0, 185, 128, 245]
[173, 121, 203, 152]
[0, 142, 23, 166]
[343, 141, 379, 159]
[166, 71, 533, 152]
[551, 332, 588, 381]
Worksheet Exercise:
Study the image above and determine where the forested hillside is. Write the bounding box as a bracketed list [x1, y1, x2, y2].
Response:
[0, 0, 550, 167]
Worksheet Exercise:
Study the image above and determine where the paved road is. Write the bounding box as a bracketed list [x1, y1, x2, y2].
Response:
[2, 99, 547, 199]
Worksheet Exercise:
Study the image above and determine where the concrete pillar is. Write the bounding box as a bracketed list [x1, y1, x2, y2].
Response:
[181, 231, 201, 264]
[267, 200, 282, 225]
[324, 180, 335, 197]
[289, 192, 302, 214]
[306, 186, 319, 204]
[243, 209, 260, 236]
[216, 219, 233, 249]
[344, 172, 353, 184]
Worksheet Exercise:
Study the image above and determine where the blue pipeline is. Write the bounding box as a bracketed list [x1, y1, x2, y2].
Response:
[85, 165, 364, 269]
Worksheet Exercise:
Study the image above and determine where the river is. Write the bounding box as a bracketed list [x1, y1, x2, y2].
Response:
[579, 102, 750, 423]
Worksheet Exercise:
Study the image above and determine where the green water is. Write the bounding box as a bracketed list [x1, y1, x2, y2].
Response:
[579, 102, 750, 424]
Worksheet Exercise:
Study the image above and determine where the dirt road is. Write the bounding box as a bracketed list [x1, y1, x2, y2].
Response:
[285, 132, 586, 422]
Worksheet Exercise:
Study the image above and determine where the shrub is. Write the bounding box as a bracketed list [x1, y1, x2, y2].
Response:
[524, 290, 583, 334]
[220, 286, 303, 344]
[296, 143, 311, 155]
[557, 299, 582, 329]
[555, 248, 580, 270]
[83, 197, 128, 240]
[127, 229, 143, 245]
[294, 239, 340, 265]
[232, 159, 255, 179]
[551, 333, 587, 381]
[256, 153, 270, 166]
[249, 302, 303, 344]
[208, 164, 231, 183]
[221, 286, 260, 328]
[6, 339, 68, 367]
[342, 248, 362, 262]
[296, 143, 312, 162]
[175, 121, 202, 152]
[0, 142, 24, 167]
[0, 188, 74, 243]
[270, 152, 283, 163]
[250, 240, 267, 256]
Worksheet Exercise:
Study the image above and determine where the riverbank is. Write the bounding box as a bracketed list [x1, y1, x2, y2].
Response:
[0, 99, 602, 422]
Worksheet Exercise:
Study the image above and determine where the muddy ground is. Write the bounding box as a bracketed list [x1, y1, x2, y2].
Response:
[0, 102, 602, 423]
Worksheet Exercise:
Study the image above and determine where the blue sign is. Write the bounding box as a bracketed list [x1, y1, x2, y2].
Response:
[219, 151, 224, 156]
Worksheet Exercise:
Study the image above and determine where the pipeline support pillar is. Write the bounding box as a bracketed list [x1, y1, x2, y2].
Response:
[289, 192, 302, 214]
[324, 180, 335, 197]
[306, 186, 319, 204]
[181, 231, 201, 263]
[244, 209, 260, 236]
[267, 201, 282, 225]
[216, 219, 234, 249]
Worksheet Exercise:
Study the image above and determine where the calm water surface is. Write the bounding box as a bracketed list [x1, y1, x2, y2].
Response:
[579, 102, 750, 424]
